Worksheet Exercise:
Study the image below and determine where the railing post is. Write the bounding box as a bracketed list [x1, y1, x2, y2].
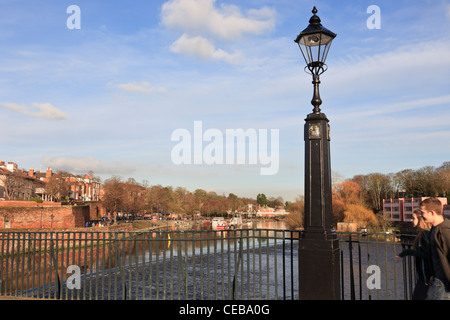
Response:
[348, 234, 355, 300]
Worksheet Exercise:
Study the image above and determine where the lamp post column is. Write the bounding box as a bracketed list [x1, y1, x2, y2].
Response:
[299, 96, 340, 300]
[295, 7, 340, 300]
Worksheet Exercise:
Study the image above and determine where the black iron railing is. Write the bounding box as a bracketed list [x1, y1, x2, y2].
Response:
[0, 229, 415, 300]
[338, 232, 416, 300]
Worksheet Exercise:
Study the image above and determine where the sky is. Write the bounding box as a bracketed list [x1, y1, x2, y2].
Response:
[0, 0, 450, 202]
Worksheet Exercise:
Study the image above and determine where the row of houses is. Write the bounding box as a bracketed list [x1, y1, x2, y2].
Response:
[383, 197, 450, 222]
[0, 161, 101, 202]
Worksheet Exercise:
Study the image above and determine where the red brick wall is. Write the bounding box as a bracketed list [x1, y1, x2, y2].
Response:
[0, 200, 61, 207]
[0, 205, 91, 229]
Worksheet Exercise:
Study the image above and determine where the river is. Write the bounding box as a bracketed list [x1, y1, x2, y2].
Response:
[57, 220, 299, 300]
[5, 221, 413, 300]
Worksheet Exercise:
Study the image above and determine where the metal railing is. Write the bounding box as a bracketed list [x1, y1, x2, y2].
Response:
[338, 232, 416, 300]
[0, 229, 415, 300]
[0, 229, 299, 300]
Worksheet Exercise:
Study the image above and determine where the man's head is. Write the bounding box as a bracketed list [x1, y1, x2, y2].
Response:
[420, 197, 444, 227]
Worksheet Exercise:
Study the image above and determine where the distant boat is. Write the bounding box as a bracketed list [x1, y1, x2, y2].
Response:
[212, 217, 228, 230]
[229, 214, 243, 228]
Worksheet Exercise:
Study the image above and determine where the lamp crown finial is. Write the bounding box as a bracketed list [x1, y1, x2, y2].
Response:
[309, 7, 321, 25]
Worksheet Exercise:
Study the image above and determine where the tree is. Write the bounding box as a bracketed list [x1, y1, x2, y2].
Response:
[332, 180, 367, 223]
[438, 162, 450, 202]
[397, 169, 416, 197]
[396, 165, 447, 198]
[102, 176, 126, 213]
[256, 193, 267, 206]
[194, 189, 208, 215]
[228, 193, 238, 212]
[343, 204, 377, 228]
[286, 196, 304, 229]
[333, 180, 364, 205]
[267, 196, 284, 208]
[45, 172, 70, 202]
[0, 171, 24, 200]
[123, 178, 147, 218]
[416, 166, 443, 197]
[363, 173, 392, 212]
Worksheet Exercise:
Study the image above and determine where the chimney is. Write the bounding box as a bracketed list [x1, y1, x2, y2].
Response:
[46, 167, 52, 178]
[29, 168, 35, 177]
[7, 162, 17, 171]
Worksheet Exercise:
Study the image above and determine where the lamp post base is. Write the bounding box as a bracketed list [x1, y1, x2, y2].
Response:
[298, 234, 341, 300]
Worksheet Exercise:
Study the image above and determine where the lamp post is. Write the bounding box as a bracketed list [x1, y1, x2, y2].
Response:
[40, 205, 43, 228]
[295, 7, 340, 300]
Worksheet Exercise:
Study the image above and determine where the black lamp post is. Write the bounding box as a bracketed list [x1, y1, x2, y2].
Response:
[40, 205, 43, 228]
[295, 7, 340, 300]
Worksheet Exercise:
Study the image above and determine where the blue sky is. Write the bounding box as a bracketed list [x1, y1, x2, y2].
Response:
[1, 0, 450, 202]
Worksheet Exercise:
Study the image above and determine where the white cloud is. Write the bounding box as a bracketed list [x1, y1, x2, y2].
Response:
[0, 102, 69, 120]
[170, 34, 241, 63]
[161, 0, 275, 40]
[116, 81, 168, 94]
[161, 0, 275, 63]
[42, 157, 136, 175]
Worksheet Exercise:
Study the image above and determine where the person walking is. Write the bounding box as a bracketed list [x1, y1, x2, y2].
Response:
[398, 208, 432, 299]
[419, 197, 450, 300]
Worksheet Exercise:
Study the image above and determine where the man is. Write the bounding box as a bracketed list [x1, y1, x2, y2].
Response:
[420, 197, 450, 300]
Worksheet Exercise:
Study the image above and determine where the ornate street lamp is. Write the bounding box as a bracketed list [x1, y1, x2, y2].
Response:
[295, 7, 340, 300]
[295, 6, 336, 114]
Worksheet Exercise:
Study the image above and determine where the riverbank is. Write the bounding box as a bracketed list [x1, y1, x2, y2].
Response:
[119, 218, 290, 232]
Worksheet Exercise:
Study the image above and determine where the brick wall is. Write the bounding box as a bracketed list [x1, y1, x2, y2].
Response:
[0, 200, 61, 207]
[0, 205, 92, 229]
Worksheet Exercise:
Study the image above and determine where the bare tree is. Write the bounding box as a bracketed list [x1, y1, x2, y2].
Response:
[364, 173, 392, 212]
[45, 172, 70, 202]
[0, 171, 24, 200]
[102, 176, 126, 213]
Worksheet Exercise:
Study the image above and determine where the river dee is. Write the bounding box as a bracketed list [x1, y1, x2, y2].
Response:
[23, 221, 411, 300]
[59, 221, 299, 300]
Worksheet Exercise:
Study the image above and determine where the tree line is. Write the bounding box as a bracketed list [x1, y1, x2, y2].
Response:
[342, 161, 450, 212]
[101, 176, 288, 218]
[15, 160, 447, 229]
[286, 161, 450, 230]
[94, 161, 450, 228]
[327, 161, 450, 231]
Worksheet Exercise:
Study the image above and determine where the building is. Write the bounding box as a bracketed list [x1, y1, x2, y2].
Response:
[383, 197, 450, 222]
[0, 161, 101, 203]
[66, 174, 101, 202]
[0, 162, 45, 201]
[256, 205, 289, 218]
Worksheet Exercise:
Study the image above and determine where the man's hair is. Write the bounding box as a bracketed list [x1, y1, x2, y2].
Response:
[419, 197, 443, 215]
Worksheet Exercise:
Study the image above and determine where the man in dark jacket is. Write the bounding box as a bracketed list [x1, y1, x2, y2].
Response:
[420, 197, 450, 300]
